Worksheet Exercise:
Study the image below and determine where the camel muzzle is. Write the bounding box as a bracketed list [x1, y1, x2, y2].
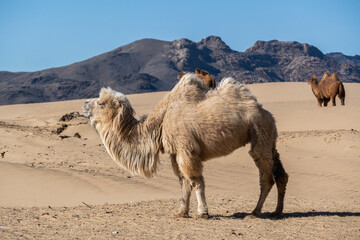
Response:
[82, 100, 92, 118]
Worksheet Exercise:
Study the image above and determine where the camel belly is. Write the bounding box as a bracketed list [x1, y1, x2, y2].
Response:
[161, 112, 250, 160]
[197, 126, 250, 160]
[161, 99, 257, 160]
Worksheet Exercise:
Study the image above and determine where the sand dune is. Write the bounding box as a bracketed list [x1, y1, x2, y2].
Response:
[0, 82, 359, 239]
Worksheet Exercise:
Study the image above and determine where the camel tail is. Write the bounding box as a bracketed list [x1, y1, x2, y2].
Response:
[273, 149, 288, 185]
[338, 82, 345, 105]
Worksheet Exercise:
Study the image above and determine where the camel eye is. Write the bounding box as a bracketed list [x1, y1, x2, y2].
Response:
[97, 101, 105, 106]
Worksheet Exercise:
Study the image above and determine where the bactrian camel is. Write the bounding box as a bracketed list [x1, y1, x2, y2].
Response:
[308, 71, 345, 107]
[82, 73, 288, 219]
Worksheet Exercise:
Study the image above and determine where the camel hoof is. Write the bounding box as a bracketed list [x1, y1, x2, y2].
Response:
[174, 212, 190, 218]
[196, 213, 209, 219]
[244, 214, 258, 220]
[269, 212, 283, 219]
[245, 210, 260, 220]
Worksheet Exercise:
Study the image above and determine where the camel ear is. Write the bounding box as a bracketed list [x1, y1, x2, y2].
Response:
[210, 79, 216, 88]
[195, 68, 201, 74]
[177, 71, 185, 80]
[112, 100, 120, 108]
[201, 70, 209, 76]
[99, 87, 109, 97]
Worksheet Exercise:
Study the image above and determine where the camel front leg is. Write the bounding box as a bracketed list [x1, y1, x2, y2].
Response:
[175, 177, 192, 218]
[171, 154, 192, 218]
[176, 154, 208, 218]
[331, 96, 336, 106]
[317, 97, 324, 107]
[323, 98, 330, 107]
[191, 176, 209, 218]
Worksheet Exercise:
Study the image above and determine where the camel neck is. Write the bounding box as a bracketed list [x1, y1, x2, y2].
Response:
[97, 113, 161, 178]
[310, 82, 320, 94]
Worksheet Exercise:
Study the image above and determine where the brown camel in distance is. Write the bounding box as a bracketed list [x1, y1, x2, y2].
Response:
[82, 73, 288, 219]
[308, 71, 346, 106]
[178, 68, 216, 89]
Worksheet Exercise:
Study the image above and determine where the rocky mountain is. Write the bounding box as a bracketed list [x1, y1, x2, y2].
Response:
[1, 36, 359, 105]
[325, 52, 360, 66]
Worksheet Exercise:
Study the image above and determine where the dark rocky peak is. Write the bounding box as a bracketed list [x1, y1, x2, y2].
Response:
[246, 40, 324, 59]
[302, 43, 324, 59]
[0, 71, 28, 83]
[326, 52, 360, 66]
[168, 38, 206, 72]
[198, 36, 233, 52]
[171, 38, 197, 50]
[114, 38, 169, 55]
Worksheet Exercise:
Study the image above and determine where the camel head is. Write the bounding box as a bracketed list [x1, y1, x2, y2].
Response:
[82, 87, 134, 127]
[178, 68, 216, 89]
[308, 75, 318, 85]
[195, 68, 216, 89]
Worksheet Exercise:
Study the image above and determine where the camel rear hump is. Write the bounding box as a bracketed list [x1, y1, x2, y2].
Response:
[217, 77, 259, 104]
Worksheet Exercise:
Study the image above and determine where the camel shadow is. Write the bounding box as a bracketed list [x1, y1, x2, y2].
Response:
[281, 211, 360, 219]
[209, 211, 360, 220]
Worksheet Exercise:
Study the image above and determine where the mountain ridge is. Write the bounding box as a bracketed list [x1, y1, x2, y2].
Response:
[1, 36, 359, 105]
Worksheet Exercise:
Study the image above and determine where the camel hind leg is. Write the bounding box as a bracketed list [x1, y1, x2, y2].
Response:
[249, 149, 275, 217]
[270, 150, 288, 218]
[338, 82, 345, 105]
[338, 92, 345, 105]
[248, 124, 288, 218]
[340, 96, 345, 105]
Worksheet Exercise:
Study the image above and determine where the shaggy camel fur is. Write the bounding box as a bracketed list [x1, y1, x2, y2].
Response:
[308, 71, 345, 106]
[178, 68, 216, 89]
[83, 73, 288, 219]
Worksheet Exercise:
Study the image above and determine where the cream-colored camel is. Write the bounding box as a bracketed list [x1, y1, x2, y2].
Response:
[82, 73, 288, 218]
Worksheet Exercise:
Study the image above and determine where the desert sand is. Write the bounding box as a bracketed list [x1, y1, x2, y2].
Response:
[0, 82, 359, 239]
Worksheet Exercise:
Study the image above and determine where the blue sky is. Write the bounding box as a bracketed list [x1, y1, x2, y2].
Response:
[0, 0, 359, 72]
